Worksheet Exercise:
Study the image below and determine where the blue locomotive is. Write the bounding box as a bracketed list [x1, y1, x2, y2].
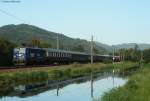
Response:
[13, 48, 46, 65]
[13, 47, 119, 65]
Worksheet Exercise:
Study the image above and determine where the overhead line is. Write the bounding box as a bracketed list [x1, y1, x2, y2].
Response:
[0, 8, 29, 24]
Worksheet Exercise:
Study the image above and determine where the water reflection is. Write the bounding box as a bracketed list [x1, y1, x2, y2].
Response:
[91, 72, 94, 98]
[0, 71, 127, 101]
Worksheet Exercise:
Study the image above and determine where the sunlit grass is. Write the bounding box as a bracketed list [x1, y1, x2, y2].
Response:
[98, 63, 150, 101]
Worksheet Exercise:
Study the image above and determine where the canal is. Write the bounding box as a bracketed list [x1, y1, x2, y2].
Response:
[0, 72, 127, 101]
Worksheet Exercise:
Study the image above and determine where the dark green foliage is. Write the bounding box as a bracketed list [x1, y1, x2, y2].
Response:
[143, 48, 150, 63]
[72, 44, 85, 52]
[118, 47, 141, 62]
[0, 38, 15, 66]
[93, 47, 100, 54]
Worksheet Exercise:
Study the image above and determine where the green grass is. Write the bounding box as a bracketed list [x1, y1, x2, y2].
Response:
[0, 62, 138, 83]
[98, 63, 150, 101]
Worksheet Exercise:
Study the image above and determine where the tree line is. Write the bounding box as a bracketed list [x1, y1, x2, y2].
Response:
[1, 38, 150, 66]
[116, 44, 150, 63]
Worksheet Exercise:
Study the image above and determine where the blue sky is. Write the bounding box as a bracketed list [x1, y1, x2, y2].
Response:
[0, 0, 150, 45]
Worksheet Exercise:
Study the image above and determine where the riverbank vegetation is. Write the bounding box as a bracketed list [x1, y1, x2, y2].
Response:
[98, 63, 150, 101]
[0, 62, 138, 84]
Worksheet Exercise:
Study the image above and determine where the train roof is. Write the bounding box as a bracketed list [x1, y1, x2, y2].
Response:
[45, 48, 89, 55]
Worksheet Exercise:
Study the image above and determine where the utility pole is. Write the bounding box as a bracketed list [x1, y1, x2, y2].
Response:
[91, 35, 93, 64]
[140, 50, 143, 69]
[57, 34, 59, 50]
[113, 48, 115, 64]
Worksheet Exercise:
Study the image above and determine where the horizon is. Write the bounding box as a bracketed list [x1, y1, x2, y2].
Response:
[0, 0, 150, 45]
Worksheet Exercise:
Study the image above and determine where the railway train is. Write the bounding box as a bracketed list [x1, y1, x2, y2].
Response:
[13, 47, 120, 66]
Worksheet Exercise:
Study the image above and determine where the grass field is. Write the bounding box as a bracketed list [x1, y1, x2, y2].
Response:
[98, 63, 150, 101]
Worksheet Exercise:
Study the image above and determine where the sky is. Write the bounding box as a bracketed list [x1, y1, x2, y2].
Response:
[0, 0, 150, 45]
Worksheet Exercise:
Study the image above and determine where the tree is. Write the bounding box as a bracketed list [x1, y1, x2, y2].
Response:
[72, 45, 85, 52]
[143, 48, 150, 63]
[93, 47, 100, 54]
[118, 48, 141, 62]
[0, 38, 15, 66]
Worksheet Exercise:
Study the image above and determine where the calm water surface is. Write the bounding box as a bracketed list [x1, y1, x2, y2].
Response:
[0, 74, 127, 101]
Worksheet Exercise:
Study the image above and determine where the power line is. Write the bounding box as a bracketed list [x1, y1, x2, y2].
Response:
[0, 8, 28, 23]
[0, 0, 21, 3]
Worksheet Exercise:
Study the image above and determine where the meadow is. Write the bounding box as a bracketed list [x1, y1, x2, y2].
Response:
[98, 63, 150, 101]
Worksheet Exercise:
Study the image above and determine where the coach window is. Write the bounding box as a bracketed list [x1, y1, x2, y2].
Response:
[53, 52, 54, 57]
[61, 53, 63, 57]
[56, 53, 58, 57]
[55, 52, 56, 57]
[58, 53, 60, 57]
[30, 53, 35, 58]
[54, 52, 56, 57]
[64, 53, 65, 57]
[37, 53, 40, 57]
[57, 53, 59, 57]
[60, 53, 61, 57]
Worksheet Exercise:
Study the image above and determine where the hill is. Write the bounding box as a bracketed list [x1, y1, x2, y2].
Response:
[1, 24, 150, 54]
[112, 43, 150, 50]
[0, 24, 107, 54]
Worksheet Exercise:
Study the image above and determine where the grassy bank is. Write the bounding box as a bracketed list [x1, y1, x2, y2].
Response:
[98, 63, 150, 101]
[0, 62, 138, 82]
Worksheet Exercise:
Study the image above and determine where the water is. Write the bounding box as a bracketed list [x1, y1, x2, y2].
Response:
[0, 74, 127, 101]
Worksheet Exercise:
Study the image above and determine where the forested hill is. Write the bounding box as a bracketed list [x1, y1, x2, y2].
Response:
[112, 43, 150, 50]
[0, 24, 107, 54]
[0, 24, 150, 54]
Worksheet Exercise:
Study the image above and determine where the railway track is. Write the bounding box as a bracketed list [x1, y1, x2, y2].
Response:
[0, 64, 64, 73]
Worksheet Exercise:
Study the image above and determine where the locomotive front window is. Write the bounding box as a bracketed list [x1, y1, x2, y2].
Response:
[30, 53, 35, 58]
[37, 53, 40, 57]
